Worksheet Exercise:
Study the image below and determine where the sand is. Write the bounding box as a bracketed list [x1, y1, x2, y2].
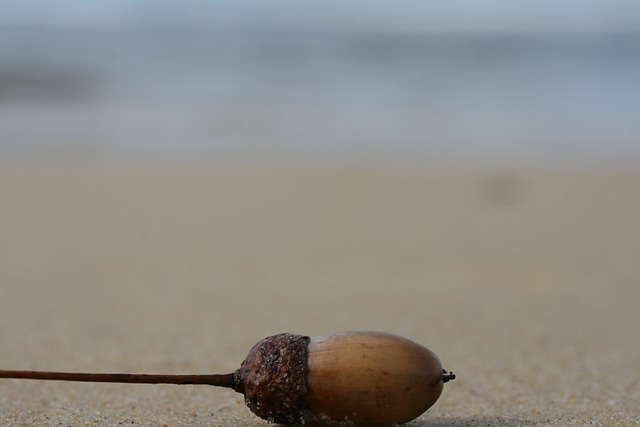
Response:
[1, 163, 638, 426]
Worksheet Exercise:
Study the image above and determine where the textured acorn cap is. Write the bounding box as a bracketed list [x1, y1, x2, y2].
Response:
[233, 333, 310, 424]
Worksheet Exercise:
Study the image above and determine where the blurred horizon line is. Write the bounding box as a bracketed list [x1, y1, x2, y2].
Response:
[2, 1, 640, 36]
[3, 22, 640, 37]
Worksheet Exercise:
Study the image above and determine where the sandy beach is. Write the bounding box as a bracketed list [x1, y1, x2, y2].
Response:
[1, 163, 638, 426]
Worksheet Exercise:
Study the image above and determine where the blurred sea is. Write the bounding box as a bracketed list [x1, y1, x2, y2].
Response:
[1, 28, 639, 167]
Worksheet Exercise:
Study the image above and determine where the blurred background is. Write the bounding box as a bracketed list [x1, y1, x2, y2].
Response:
[2, 0, 639, 166]
[1, 2, 640, 425]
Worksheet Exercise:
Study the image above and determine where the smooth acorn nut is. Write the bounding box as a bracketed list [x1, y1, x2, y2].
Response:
[306, 331, 450, 426]
[0, 330, 455, 426]
[234, 330, 455, 426]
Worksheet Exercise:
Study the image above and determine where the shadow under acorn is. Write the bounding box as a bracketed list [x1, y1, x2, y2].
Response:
[409, 415, 536, 426]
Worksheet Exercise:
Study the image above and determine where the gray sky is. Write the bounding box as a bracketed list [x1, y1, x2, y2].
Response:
[2, 0, 639, 33]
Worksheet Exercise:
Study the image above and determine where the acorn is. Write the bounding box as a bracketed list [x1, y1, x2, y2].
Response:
[0, 330, 455, 426]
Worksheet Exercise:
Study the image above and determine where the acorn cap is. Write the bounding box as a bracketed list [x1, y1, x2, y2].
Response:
[233, 333, 310, 424]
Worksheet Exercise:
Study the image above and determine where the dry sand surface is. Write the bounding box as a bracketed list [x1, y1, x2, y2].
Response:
[1, 163, 638, 426]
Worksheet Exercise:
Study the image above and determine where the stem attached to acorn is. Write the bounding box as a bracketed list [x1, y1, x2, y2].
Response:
[0, 369, 236, 388]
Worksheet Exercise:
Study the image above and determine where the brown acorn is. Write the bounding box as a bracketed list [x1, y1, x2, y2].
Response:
[0, 330, 455, 426]
[306, 331, 452, 426]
